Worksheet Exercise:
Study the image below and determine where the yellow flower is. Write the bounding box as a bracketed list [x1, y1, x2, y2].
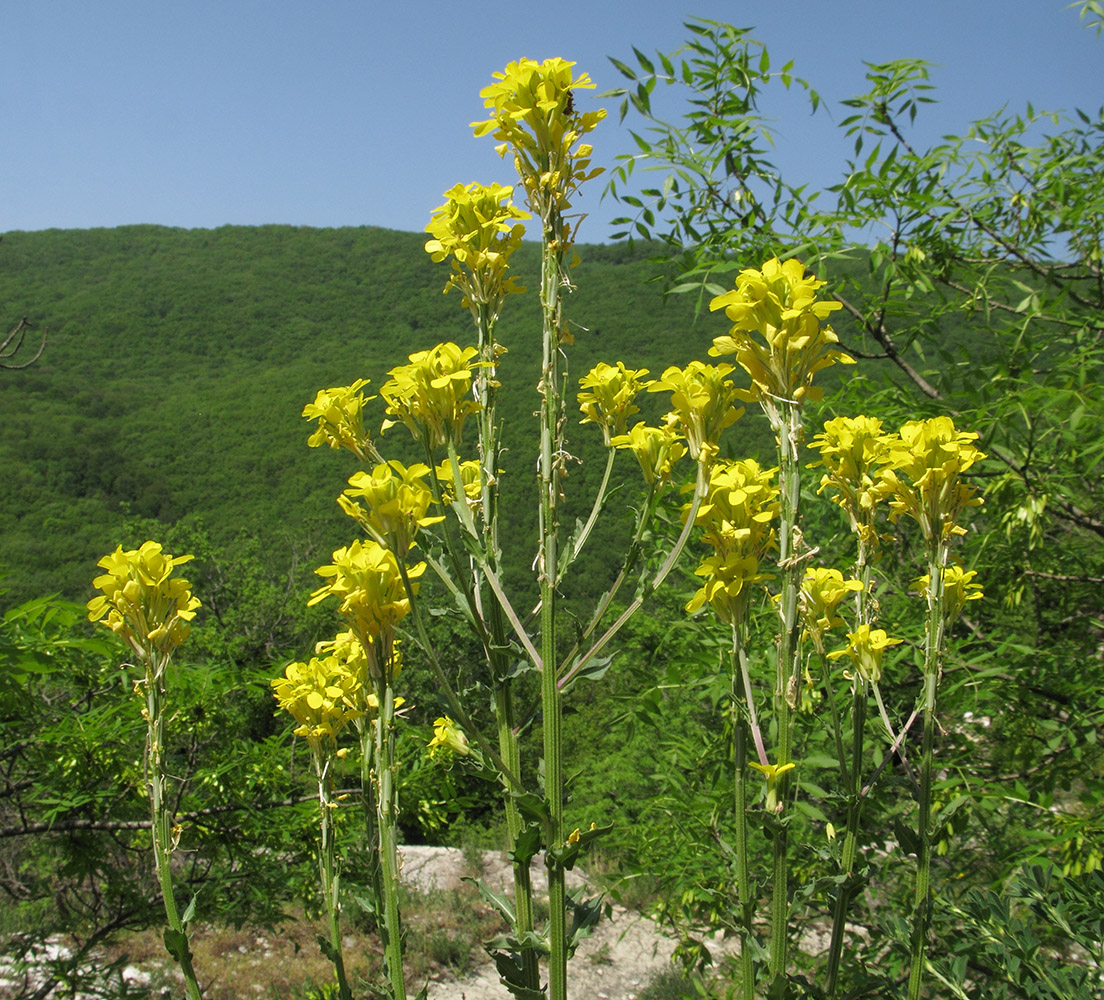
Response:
[339, 460, 444, 555]
[87, 541, 200, 660]
[808, 415, 896, 538]
[271, 654, 362, 744]
[800, 567, 864, 649]
[302, 379, 377, 462]
[427, 716, 471, 757]
[690, 458, 779, 550]
[435, 458, 483, 506]
[827, 625, 903, 685]
[308, 540, 424, 655]
[424, 182, 528, 313]
[912, 566, 983, 623]
[380, 342, 482, 449]
[578, 362, 652, 443]
[683, 459, 779, 624]
[647, 361, 748, 464]
[609, 419, 686, 487]
[472, 58, 606, 222]
[685, 551, 770, 625]
[882, 417, 985, 541]
[748, 760, 797, 813]
[708, 257, 851, 405]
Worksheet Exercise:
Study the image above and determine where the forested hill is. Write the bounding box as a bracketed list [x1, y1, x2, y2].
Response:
[0, 224, 772, 602]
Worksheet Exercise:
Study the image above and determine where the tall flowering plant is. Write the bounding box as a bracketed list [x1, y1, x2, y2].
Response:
[87, 542, 203, 1000]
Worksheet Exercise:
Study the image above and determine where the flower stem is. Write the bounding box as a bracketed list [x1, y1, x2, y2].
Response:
[146, 657, 203, 1000]
[732, 622, 756, 1000]
[907, 540, 948, 1000]
[315, 751, 353, 1000]
[376, 679, 407, 1000]
[768, 399, 805, 989]
[538, 227, 568, 1000]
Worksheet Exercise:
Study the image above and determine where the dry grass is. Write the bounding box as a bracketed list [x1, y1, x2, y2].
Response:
[98, 879, 505, 999]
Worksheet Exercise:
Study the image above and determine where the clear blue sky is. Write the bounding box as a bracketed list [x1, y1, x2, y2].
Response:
[3, 1, 1100, 243]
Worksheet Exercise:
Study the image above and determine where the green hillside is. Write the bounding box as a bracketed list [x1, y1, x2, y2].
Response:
[0, 224, 782, 604]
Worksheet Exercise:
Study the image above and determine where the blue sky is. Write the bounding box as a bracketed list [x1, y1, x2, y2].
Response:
[3, 1, 1100, 243]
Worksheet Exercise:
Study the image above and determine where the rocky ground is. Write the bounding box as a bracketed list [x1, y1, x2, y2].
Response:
[1, 846, 692, 1000]
[401, 845, 682, 1000]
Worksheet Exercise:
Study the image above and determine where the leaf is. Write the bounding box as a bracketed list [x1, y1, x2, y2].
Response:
[893, 818, 921, 857]
[163, 927, 194, 965]
[462, 876, 517, 927]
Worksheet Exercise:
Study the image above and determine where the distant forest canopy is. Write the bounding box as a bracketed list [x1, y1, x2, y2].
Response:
[0, 224, 901, 605]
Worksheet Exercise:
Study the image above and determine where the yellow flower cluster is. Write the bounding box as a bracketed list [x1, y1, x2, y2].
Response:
[810, 414, 986, 546]
[609, 419, 686, 488]
[472, 57, 605, 222]
[435, 458, 483, 506]
[912, 566, 983, 623]
[827, 624, 903, 685]
[427, 716, 471, 758]
[709, 257, 852, 406]
[424, 181, 529, 311]
[808, 415, 895, 534]
[87, 541, 200, 660]
[308, 540, 424, 656]
[685, 459, 780, 624]
[338, 460, 444, 556]
[302, 379, 377, 462]
[313, 629, 405, 716]
[578, 362, 652, 443]
[647, 361, 748, 464]
[882, 417, 986, 542]
[271, 654, 363, 744]
[380, 342, 482, 449]
[800, 567, 865, 652]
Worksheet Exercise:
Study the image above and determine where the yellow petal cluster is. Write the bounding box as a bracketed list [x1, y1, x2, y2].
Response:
[428, 716, 471, 758]
[827, 624, 903, 685]
[808, 415, 896, 534]
[308, 540, 424, 652]
[800, 567, 865, 651]
[424, 181, 528, 312]
[435, 458, 483, 505]
[882, 417, 986, 542]
[87, 541, 200, 659]
[912, 566, 983, 623]
[578, 362, 652, 443]
[647, 361, 748, 464]
[314, 629, 405, 713]
[609, 419, 686, 487]
[380, 342, 482, 449]
[302, 378, 377, 462]
[472, 58, 606, 222]
[685, 459, 779, 624]
[339, 460, 444, 555]
[271, 654, 363, 744]
[709, 257, 851, 405]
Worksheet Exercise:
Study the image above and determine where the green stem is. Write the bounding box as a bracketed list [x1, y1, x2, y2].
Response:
[315, 750, 353, 1000]
[356, 720, 385, 932]
[538, 227, 568, 1000]
[824, 675, 867, 999]
[907, 539, 948, 1000]
[376, 679, 408, 1000]
[769, 399, 805, 990]
[732, 621, 756, 1000]
[562, 461, 707, 690]
[146, 657, 203, 1000]
[824, 528, 875, 997]
[555, 446, 617, 585]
